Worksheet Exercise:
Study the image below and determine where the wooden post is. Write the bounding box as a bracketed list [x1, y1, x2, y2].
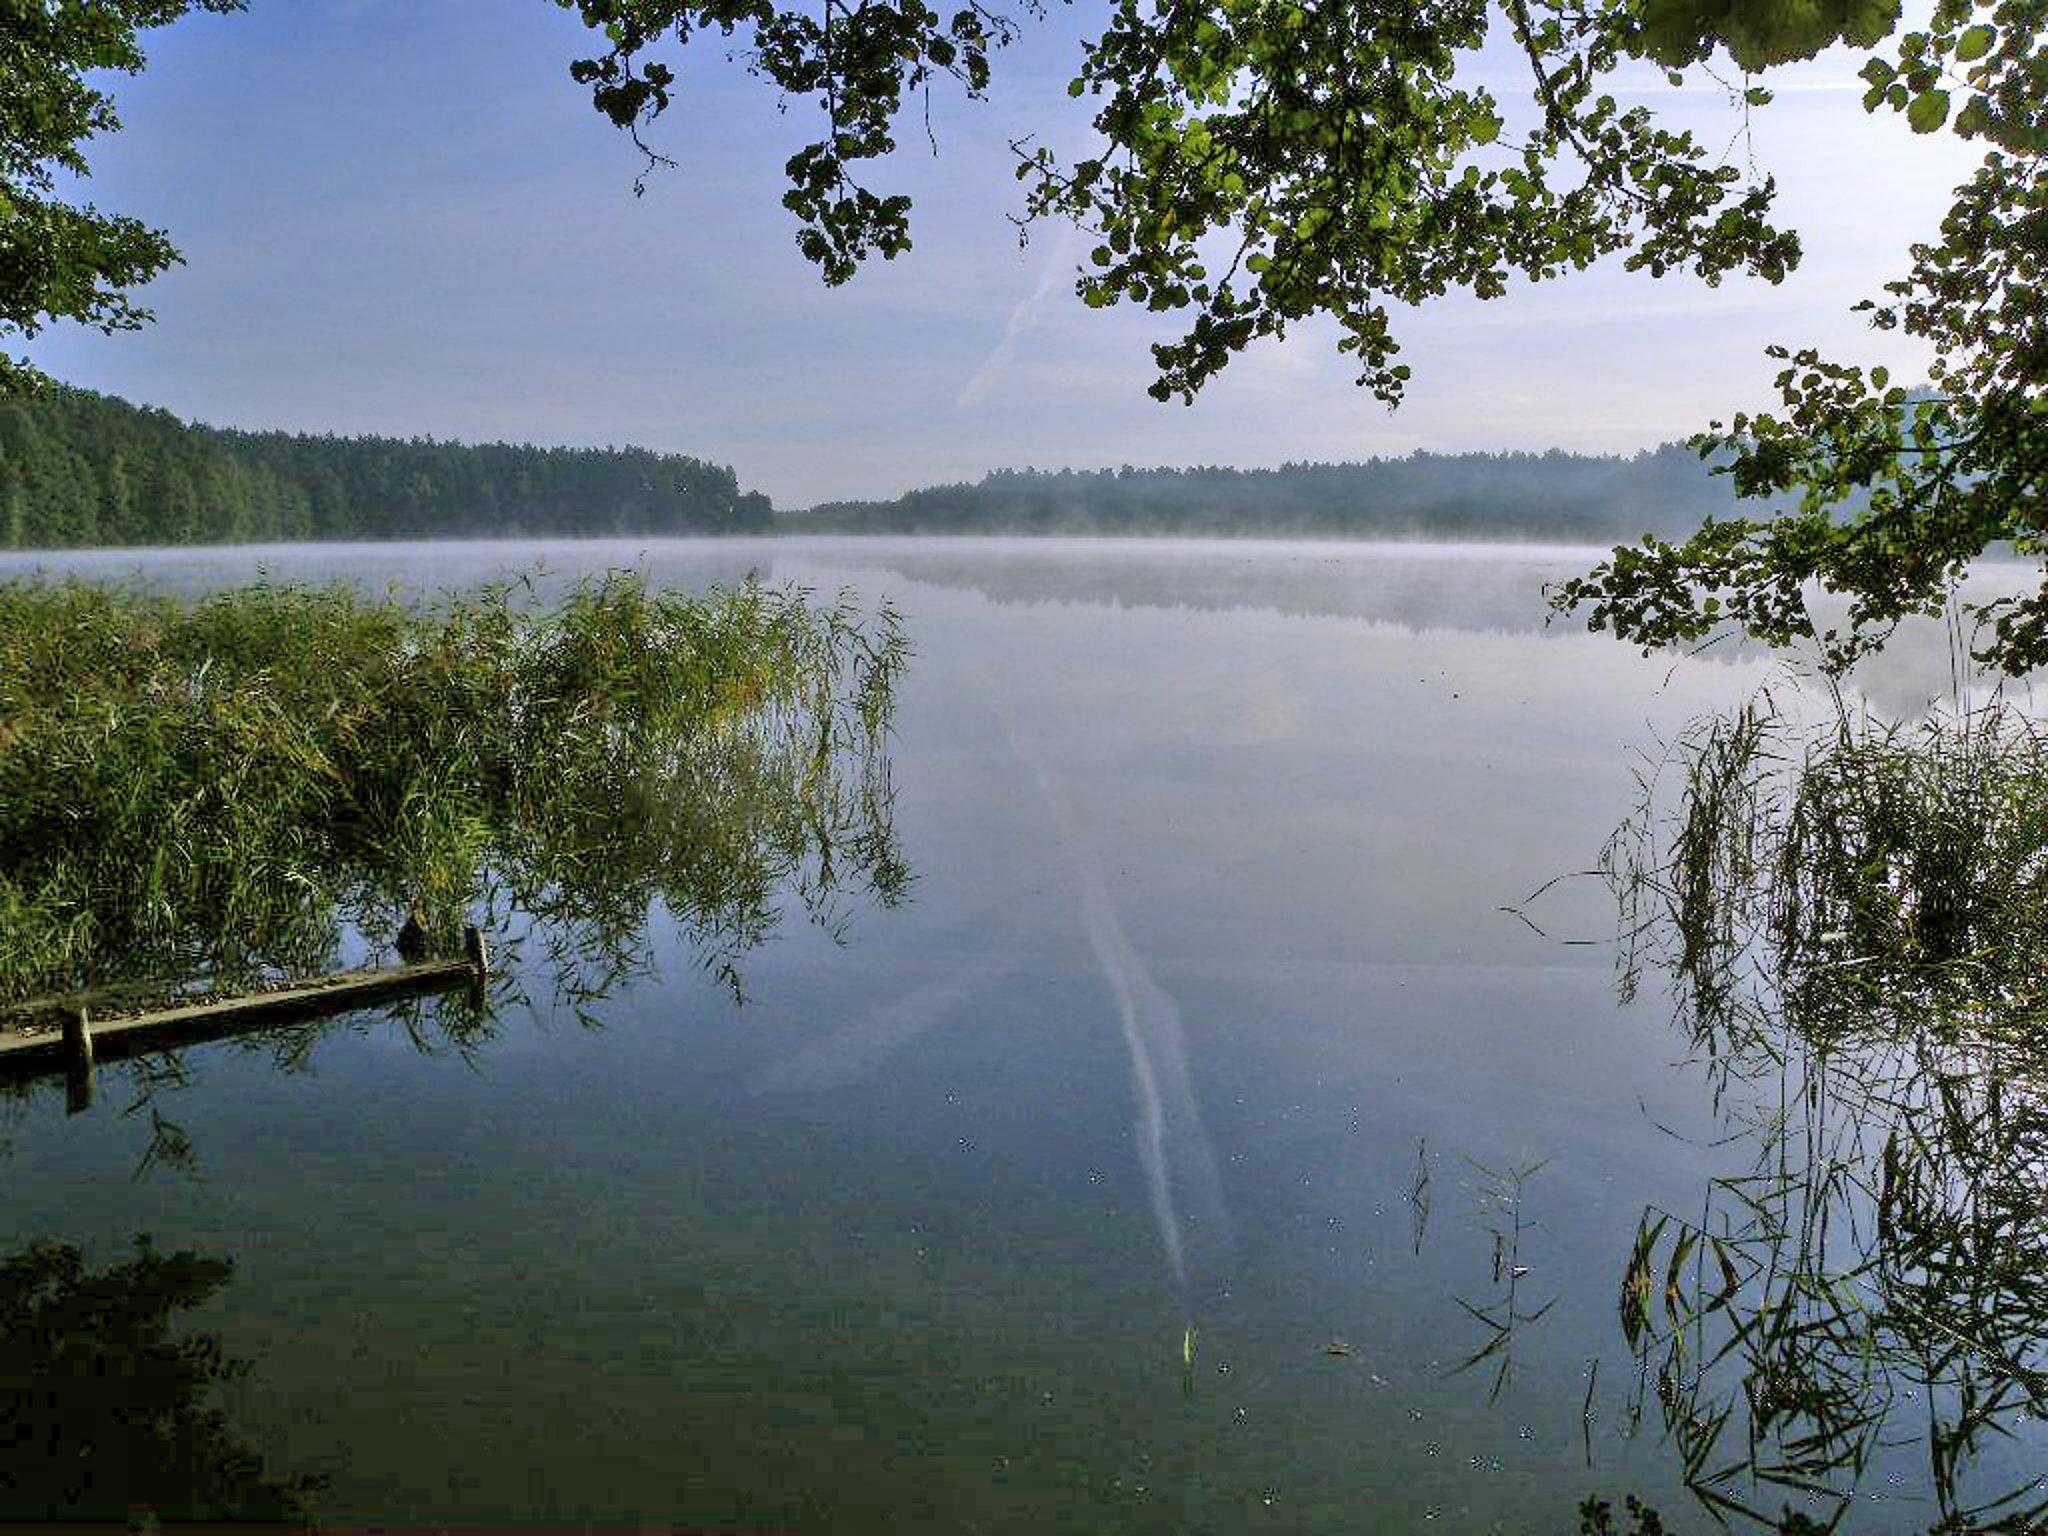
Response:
[63, 1005, 92, 1115]
[464, 925, 490, 1010]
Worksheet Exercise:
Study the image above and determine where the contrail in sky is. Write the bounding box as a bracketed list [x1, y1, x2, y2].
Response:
[955, 230, 1079, 410]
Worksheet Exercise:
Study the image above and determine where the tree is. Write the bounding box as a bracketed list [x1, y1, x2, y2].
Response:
[1550, 0, 2046, 674]
[561, 0, 2045, 671]
[0, 0, 244, 394]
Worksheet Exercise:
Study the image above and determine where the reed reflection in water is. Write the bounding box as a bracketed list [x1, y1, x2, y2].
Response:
[1600, 686, 2048, 1531]
[0, 572, 910, 1166]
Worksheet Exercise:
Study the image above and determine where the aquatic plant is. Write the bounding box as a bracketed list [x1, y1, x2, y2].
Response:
[1602, 689, 2048, 1530]
[0, 572, 908, 1016]
[1609, 689, 2048, 1058]
[1575, 1494, 1833, 1534]
[1452, 1156, 1554, 1402]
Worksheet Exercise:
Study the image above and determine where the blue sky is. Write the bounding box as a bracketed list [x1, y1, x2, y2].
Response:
[27, 0, 1982, 507]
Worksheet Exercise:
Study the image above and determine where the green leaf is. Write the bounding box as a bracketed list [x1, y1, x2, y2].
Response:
[1954, 24, 1994, 61]
[1906, 88, 1950, 132]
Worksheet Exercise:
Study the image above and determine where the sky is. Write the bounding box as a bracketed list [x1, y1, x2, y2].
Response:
[26, 0, 1985, 508]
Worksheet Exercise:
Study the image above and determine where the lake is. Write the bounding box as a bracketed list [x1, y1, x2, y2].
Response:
[2, 537, 2040, 1532]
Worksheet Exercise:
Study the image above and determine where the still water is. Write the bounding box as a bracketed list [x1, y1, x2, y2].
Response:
[2, 538, 2039, 1530]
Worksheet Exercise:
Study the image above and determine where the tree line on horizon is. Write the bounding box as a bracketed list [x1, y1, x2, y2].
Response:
[0, 385, 1781, 551]
[0, 387, 774, 549]
[790, 446, 1768, 540]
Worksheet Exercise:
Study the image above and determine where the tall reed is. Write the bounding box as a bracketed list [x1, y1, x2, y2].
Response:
[0, 572, 908, 1010]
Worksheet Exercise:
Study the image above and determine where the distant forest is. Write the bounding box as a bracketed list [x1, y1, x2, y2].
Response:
[0, 386, 1774, 551]
[791, 449, 1764, 541]
[0, 388, 773, 548]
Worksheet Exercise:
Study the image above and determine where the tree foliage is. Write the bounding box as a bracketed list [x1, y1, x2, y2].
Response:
[1023, 0, 1797, 406]
[566, 0, 2046, 672]
[1553, 0, 2047, 675]
[0, 0, 243, 393]
[1633, 0, 1903, 71]
[563, 0, 1798, 403]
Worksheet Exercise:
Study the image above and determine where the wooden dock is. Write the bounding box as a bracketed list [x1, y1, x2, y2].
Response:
[0, 928, 489, 1110]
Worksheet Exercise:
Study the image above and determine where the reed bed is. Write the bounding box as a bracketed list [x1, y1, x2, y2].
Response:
[1609, 692, 2048, 1057]
[1603, 689, 2048, 1530]
[0, 572, 908, 1011]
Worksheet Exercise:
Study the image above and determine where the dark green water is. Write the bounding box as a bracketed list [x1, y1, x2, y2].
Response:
[1, 538, 2039, 1531]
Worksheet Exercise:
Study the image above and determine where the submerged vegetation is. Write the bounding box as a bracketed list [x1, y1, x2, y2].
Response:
[0, 572, 907, 1019]
[1603, 688, 2048, 1529]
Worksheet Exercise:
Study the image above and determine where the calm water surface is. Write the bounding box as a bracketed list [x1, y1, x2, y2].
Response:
[2, 538, 2035, 1531]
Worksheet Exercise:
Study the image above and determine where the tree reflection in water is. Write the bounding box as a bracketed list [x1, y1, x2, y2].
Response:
[1603, 691, 2048, 1530]
[0, 1236, 321, 1523]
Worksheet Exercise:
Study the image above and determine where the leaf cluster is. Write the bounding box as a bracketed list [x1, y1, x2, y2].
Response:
[562, 0, 1031, 279]
[0, 0, 243, 393]
[1633, 0, 1902, 72]
[1551, 0, 2046, 675]
[1019, 0, 1796, 403]
[566, 0, 1800, 403]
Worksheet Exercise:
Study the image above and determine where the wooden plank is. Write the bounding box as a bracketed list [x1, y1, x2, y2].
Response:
[0, 936, 487, 1084]
[0, 978, 185, 1025]
[463, 925, 490, 1010]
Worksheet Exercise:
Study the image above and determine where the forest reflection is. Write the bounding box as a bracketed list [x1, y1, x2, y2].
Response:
[788, 543, 2036, 721]
[1603, 691, 2048, 1531]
